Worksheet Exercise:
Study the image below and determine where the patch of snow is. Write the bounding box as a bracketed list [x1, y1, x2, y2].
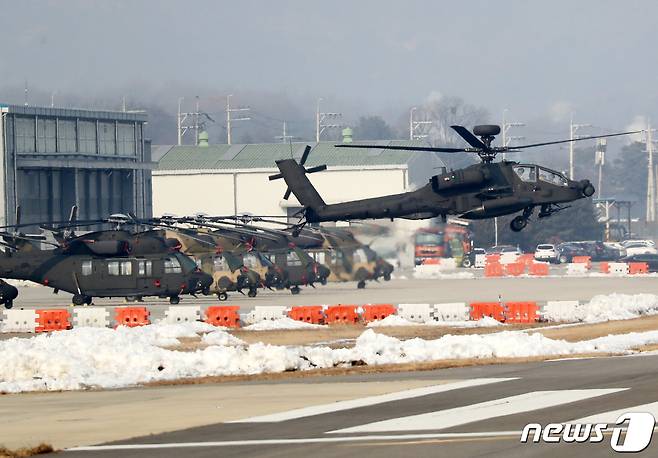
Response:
[366, 315, 417, 327]
[242, 317, 324, 331]
[552, 294, 658, 323]
[202, 330, 245, 346]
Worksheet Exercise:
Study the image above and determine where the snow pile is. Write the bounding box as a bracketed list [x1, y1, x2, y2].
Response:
[367, 315, 417, 327]
[242, 317, 324, 331]
[554, 294, 658, 323]
[413, 265, 474, 279]
[202, 331, 245, 346]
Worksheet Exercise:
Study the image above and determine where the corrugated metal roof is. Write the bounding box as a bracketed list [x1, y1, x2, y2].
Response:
[3, 104, 147, 122]
[157, 140, 430, 171]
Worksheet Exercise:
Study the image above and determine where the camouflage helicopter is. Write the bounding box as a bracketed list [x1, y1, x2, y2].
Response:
[0, 212, 212, 307]
[269, 128, 638, 232]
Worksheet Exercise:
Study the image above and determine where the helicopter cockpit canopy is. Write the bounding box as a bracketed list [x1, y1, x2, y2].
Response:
[513, 165, 568, 187]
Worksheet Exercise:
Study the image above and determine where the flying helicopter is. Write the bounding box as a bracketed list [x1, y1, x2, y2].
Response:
[269, 127, 639, 232]
[0, 210, 213, 307]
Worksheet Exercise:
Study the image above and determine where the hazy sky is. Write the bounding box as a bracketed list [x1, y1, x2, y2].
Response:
[2, 0, 657, 132]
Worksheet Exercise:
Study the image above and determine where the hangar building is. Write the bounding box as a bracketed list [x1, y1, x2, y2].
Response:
[152, 140, 445, 220]
[0, 104, 153, 226]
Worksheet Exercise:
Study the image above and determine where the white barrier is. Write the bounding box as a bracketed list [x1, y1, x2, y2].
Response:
[608, 262, 629, 275]
[1, 309, 38, 333]
[566, 263, 589, 275]
[164, 306, 201, 324]
[432, 303, 469, 321]
[73, 308, 110, 328]
[499, 253, 519, 264]
[543, 300, 580, 322]
[397, 303, 432, 323]
[245, 305, 288, 324]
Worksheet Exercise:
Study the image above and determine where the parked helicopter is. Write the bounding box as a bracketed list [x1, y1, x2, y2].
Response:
[270, 128, 639, 232]
[0, 211, 213, 307]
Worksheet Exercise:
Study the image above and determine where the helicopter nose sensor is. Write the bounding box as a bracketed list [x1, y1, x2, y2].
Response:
[580, 180, 596, 197]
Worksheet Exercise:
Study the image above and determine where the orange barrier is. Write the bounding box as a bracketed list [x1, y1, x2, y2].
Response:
[288, 306, 324, 324]
[505, 262, 526, 276]
[485, 254, 501, 264]
[115, 307, 150, 327]
[35, 309, 71, 332]
[422, 258, 441, 265]
[517, 254, 535, 265]
[361, 304, 396, 323]
[205, 306, 241, 328]
[325, 305, 359, 324]
[529, 263, 550, 276]
[505, 302, 538, 323]
[469, 302, 505, 321]
[628, 262, 649, 275]
[572, 256, 592, 269]
[484, 262, 504, 277]
[600, 262, 610, 274]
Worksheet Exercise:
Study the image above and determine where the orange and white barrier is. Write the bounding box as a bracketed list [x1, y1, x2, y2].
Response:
[164, 305, 201, 324]
[432, 302, 469, 321]
[73, 308, 110, 328]
[115, 306, 150, 327]
[397, 303, 433, 323]
[1, 309, 38, 333]
[246, 305, 288, 324]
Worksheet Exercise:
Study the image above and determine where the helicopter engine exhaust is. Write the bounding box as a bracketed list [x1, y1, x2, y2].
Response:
[431, 169, 488, 193]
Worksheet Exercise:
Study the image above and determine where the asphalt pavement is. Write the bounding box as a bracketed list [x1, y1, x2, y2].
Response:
[65, 353, 658, 458]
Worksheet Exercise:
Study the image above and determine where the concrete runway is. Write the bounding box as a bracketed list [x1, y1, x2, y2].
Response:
[9, 273, 658, 319]
[65, 354, 658, 457]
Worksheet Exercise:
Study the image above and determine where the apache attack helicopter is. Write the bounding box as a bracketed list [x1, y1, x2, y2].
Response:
[0, 210, 213, 307]
[270, 128, 638, 232]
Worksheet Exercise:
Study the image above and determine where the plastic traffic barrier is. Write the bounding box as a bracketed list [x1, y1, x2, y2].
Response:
[73, 308, 110, 328]
[571, 256, 592, 269]
[247, 305, 288, 324]
[608, 262, 629, 275]
[469, 302, 505, 321]
[36, 309, 72, 332]
[288, 306, 324, 324]
[484, 262, 504, 277]
[504, 302, 538, 323]
[115, 306, 151, 327]
[361, 304, 396, 323]
[517, 254, 535, 265]
[529, 263, 550, 276]
[432, 302, 469, 321]
[543, 300, 579, 322]
[325, 305, 359, 324]
[164, 306, 201, 324]
[1, 309, 38, 333]
[485, 254, 501, 264]
[566, 263, 588, 275]
[504, 262, 525, 276]
[205, 306, 241, 328]
[600, 262, 610, 274]
[628, 262, 649, 275]
[397, 303, 432, 323]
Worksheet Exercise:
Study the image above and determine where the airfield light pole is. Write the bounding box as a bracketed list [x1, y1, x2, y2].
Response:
[315, 98, 342, 142]
[275, 121, 297, 143]
[569, 115, 592, 179]
[595, 138, 606, 199]
[409, 107, 432, 140]
[226, 94, 251, 145]
[646, 121, 656, 223]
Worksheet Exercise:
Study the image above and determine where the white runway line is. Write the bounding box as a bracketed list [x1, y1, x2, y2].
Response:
[230, 378, 518, 423]
[571, 401, 658, 424]
[330, 388, 627, 433]
[67, 431, 522, 451]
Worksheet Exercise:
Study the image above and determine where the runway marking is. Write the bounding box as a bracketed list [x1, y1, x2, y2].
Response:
[230, 378, 517, 423]
[571, 401, 658, 424]
[66, 432, 522, 451]
[329, 388, 627, 433]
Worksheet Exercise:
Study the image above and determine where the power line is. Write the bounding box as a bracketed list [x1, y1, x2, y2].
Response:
[409, 106, 432, 140]
[226, 94, 250, 145]
[315, 98, 342, 142]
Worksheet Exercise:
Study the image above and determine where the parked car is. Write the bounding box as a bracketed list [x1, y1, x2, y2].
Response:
[486, 245, 522, 255]
[556, 242, 590, 263]
[462, 248, 486, 268]
[622, 253, 658, 272]
[621, 240, 658, 256]
[534, 244, 559, 263]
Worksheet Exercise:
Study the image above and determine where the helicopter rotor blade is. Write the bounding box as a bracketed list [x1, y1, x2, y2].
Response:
[299, 145, 312, 165]
[334, 144, 466, 153]
[510, 130, 642, 150]
[450, 125, 488, 150]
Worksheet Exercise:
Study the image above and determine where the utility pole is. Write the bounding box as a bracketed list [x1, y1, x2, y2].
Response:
[646, 121, 656, 222]
[569, 114, 592, 180]
[315, 98, 342, 142]
[501, 109, 525, 159]
[409, 107, 432, 140]
[226, 94, 251, 145]
[275, 121, 297, 143]
[177, 97, 215, 145]
[595, 138, 606, 198]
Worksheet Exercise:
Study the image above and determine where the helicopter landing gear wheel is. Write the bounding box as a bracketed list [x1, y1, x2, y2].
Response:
[320, 277, 327, 285]
[169, 296, 180, 305]
[218, 292, 228, 301]
[247, 288, 257, 298]
[84, 296, 93, 306]
[201, 287, 210, 296]
[357, 280, 366, 289]
[384, 273, 391, 281]
[72, 294, 86, 306]
[290, 286, 300, 295]
[510, 216, 528, 232]
[4, 300, 13, 310]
